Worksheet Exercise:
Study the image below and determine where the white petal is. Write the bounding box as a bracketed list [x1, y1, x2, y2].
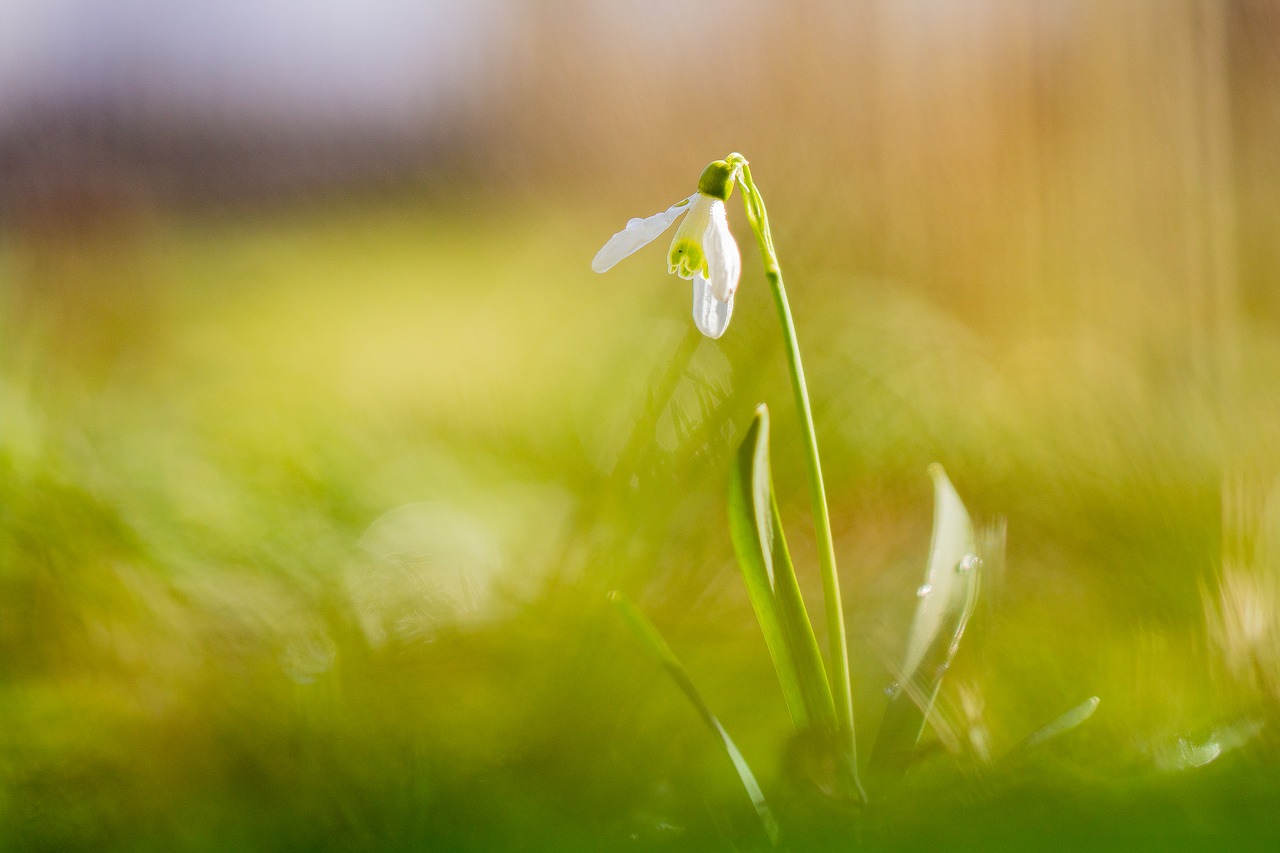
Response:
[702, 199, 741, 301]
[667, 193, 715, 279]
[591, 195, 695, 273]
[691, 274, 733, 339]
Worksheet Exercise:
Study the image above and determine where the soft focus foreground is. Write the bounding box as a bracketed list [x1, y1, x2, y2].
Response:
[4, 2, 1280, 850]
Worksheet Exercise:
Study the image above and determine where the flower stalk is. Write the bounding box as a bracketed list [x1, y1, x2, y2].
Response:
[727, 153, 865, 802]
[593, 153, 866, 802]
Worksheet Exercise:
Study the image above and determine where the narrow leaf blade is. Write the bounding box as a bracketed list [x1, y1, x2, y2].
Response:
[609, 592, 780, 846]
[869, 464, 981, 791]
[900, 464, 979, 682]
[727, 404, 835, 731]
[1022, 696, 1100, 751]
[1004, 696, 1100, 765]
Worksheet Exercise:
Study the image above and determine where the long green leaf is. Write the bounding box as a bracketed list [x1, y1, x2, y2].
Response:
[727, 404, 836, 732]
[869, 464, 980, 791]
[1003, 696, 1100, 765]
[609, 592, 780, 847]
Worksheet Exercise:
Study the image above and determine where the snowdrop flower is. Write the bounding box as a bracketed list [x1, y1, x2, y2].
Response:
[592, 160, 742, 339]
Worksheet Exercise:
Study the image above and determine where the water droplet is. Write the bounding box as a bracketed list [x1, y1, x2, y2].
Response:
[884, 682, 901, 698]
[957, 554, 983, 574]
[916, 583, 933, 598]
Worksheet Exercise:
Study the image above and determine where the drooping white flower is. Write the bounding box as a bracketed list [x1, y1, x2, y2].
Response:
[592, 160, 742, 339]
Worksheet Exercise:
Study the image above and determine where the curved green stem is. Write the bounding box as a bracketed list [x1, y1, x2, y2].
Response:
[730, 155, 865, 802]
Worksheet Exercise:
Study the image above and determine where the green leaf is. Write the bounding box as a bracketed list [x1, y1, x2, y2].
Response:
[869, 464, 980, 791]
[727, 404, 836, 732]
[1004, 696, 1100, 765]
[609, 592, 780, 847]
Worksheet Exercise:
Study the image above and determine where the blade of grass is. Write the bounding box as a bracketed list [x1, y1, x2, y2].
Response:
[608, 591, 780, 847]
[901, 465, 980, 681]
[1003, 696, 1100, 765]
[727, 404, 836, 734]
[869, 464, 980, 792]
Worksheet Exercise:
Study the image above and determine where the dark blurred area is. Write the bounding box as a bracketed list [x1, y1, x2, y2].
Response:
[0, 1, 507, 219]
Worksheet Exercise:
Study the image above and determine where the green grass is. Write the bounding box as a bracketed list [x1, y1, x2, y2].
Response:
[1, 196, 1279, 850]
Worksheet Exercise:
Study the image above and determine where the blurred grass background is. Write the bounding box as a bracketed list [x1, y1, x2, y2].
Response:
[4, 1, 1280, 849]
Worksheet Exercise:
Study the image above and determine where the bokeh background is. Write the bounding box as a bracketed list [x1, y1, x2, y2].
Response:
[4, 1, 1280, 849]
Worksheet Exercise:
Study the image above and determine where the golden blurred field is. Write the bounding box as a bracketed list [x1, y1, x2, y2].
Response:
[4, 2, 1280, 849]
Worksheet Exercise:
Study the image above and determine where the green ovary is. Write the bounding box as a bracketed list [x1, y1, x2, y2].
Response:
[696, 160, 736, 201]
[668, 239, 707, 279]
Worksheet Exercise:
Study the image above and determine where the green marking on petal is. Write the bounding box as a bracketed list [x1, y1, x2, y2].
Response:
[668, 238, 708, 279]
[697, 160, 736, 201]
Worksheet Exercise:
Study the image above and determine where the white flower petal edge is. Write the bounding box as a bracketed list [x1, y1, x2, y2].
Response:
[692, 274, 733, 339]
[702, 199, 741, 301]
[591, 195, 696, 273]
